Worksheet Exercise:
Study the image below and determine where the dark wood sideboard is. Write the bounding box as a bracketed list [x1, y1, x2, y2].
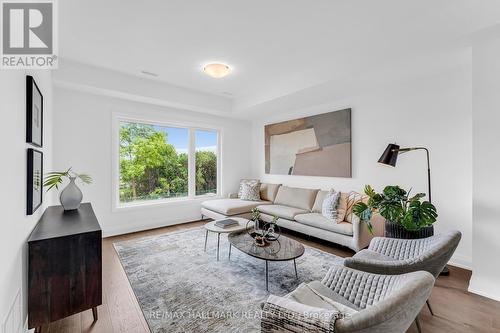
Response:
[28, 203, 102, 333]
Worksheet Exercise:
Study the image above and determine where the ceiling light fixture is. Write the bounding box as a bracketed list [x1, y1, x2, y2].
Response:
[203, 63, 231, 78]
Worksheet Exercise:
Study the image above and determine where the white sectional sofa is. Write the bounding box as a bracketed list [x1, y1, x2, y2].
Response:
[201, 183, 384, 252]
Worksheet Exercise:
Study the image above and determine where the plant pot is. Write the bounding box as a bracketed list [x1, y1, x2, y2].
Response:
[59, 177, 83, 211]
[384, 220, 434, 239]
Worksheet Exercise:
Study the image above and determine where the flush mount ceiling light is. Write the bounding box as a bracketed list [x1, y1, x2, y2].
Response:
[203, 63, 231, 78]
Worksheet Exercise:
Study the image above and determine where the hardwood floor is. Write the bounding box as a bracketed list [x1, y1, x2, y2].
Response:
[42, 221, 500, 333]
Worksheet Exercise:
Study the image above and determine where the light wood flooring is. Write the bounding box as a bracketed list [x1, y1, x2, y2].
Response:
[40, 220, 500, 333]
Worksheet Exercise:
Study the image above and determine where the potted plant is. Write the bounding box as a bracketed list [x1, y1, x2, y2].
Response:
[44, 167, 93, 211]
[353, 185, 437, 239]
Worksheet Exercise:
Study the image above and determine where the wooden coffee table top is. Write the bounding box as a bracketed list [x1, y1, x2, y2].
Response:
[228, 231, 305, 262]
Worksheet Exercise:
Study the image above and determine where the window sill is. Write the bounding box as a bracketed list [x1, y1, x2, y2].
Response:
[113, 194, 221, 212]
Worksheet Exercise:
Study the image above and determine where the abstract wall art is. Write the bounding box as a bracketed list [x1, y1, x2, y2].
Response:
[265, 108, 351, 177]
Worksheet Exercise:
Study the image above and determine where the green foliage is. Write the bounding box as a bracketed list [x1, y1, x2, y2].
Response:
[43, 167, 93, 192]
[353, 185, 438, 232]
[196, 150, 217, 195]
[251, 208, 261, 221]
[118, 123, 217, 202]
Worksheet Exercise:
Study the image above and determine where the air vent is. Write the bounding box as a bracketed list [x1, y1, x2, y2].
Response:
[141, 70, 159, 77]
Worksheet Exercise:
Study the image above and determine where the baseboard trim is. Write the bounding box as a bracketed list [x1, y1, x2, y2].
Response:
[468, 274, 500, 302]
[468, 286, 500, 302]
[448, 254, 472, 270]
[102, 215, 203, 238]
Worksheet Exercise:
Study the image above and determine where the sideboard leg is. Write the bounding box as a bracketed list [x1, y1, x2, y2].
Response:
[92, 307, 98, 321]
[35, 326, 42, 333]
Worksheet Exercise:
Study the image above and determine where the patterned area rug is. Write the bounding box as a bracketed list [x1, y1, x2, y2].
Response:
[114, 227, 343, 333]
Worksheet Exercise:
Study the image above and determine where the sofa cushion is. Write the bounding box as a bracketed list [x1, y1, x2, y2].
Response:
[258, 204, 308, 220]
[312, 190, 328, 213]
[202, 198, 271, 216]
[260, 183, 281, 202]
[295, 213, 354, 236]
[274, 186, 319, 211]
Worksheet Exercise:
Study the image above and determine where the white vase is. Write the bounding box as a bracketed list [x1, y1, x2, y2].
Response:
[59, 177, 83, 210]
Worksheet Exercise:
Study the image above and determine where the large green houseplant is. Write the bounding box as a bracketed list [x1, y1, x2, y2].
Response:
[353, 185, 437, 237]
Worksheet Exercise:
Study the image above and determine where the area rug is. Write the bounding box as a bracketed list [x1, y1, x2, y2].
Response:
[114, 227, 344, 333]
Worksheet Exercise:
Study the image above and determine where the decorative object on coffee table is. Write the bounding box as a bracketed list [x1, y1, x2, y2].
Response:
[43, 167, 93, 211]
[228, 231, 305, 291]
[204, 217, 251, 261]
[248, 207, 263, 237]
[263, 215, 281, 242]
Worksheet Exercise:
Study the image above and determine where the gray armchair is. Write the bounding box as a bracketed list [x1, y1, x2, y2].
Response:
[343, 230, 461, 316]
[261, 265, 435, 333]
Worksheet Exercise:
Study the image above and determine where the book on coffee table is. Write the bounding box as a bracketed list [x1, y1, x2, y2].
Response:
[215, 219, 239, 228]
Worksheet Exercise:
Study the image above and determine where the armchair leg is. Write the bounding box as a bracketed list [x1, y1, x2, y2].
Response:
[426, 300, 434, 316]
[415, 315, 423, 333]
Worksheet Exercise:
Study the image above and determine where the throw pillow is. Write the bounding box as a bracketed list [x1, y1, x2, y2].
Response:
[336, 192, 348, 222]
[344, 191, 368, 223]
[238, 179, 260, 198]
[321, 189, 341, 222]
[240, 182, 261, 201]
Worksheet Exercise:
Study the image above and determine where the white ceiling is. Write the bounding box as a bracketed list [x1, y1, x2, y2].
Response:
[59, 0, 500, 112]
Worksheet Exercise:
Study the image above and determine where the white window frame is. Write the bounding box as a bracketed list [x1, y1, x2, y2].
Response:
[111, 114, 222, 211]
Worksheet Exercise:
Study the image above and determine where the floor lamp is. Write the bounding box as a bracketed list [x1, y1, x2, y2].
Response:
[378, 143, 449, 276]
[378, 144, 431, 202]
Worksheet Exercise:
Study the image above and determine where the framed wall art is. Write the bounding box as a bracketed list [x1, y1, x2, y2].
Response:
[265, 108, 352, 178]
[27, 148, 43, 215]
[26, 75, 43, 147]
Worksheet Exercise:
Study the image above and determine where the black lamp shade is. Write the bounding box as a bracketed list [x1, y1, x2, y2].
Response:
[378, 144, 400, 167]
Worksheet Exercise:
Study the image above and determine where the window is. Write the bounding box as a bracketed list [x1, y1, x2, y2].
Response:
[195, 130, 218, 196]
[117, 119, 219, 206]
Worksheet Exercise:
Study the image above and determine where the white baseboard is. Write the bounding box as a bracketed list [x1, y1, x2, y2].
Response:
[448, 253, 472, 270]
[468, 274, 500, 302]
[102, 214, 203, 238]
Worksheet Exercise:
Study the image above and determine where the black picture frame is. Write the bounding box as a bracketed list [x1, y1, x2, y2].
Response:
[26, 76, 43, 147]
[27, 149, 43, 215]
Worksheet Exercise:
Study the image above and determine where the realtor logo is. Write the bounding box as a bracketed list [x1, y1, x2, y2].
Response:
[1, 0, 58, 69]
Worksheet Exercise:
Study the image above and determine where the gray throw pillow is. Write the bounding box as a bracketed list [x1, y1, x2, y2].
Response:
[322, 189, 341, 222]
[238, 179, 260, 197]
[240, 182, 261, 201]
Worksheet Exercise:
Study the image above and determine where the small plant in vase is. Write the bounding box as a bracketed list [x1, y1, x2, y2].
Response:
[44, 167, 93, 211]
[250, 207, 261, 235]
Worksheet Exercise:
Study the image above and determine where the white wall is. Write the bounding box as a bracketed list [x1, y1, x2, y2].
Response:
[52, 88, 252, 237]
[0, 70, 53, 332]
[251, 65, 473, 268]
[469, 37, 500, 301]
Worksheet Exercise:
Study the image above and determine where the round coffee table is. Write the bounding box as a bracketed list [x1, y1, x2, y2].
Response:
[228, 231, 305, 291]
[204, 217, 252, 261]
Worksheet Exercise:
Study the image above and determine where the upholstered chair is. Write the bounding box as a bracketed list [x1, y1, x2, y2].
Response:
[261, 265, 435, 333]
[343, 230, 461, 316]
